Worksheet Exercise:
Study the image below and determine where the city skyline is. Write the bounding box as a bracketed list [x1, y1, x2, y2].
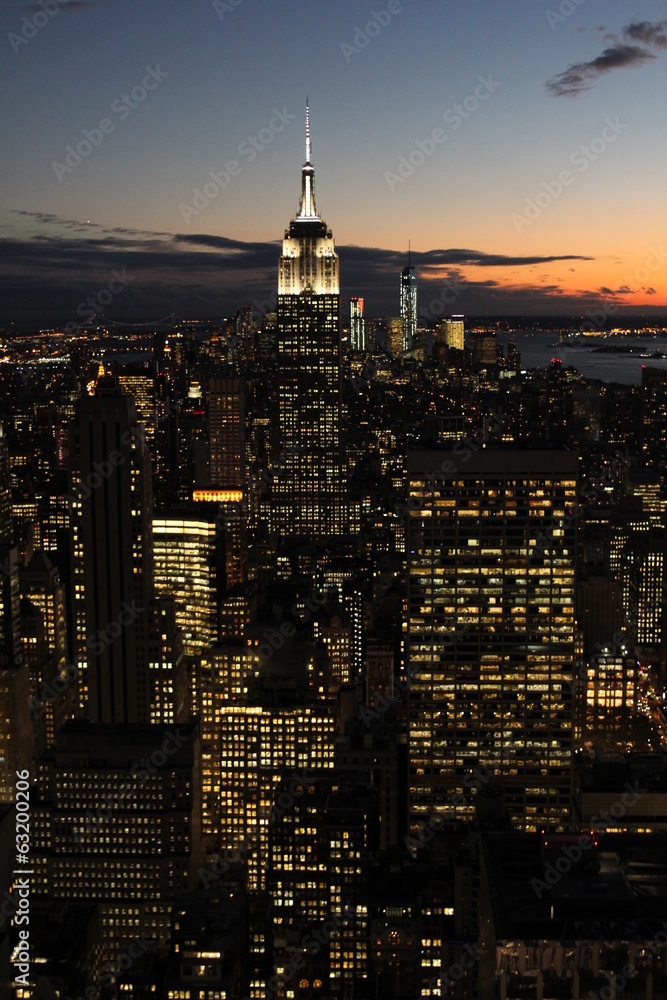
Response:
[1, 0, 666, 326]
[3, 3, 667, 996]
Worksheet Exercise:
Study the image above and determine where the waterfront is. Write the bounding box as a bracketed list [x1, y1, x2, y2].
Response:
[498, 332, 667, 384]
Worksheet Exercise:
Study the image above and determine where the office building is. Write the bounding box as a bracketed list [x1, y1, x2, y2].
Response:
[147, 596, 188, 726]
[387, 316, 404, 358]
[115, 362, 157, 467]
[407, 450, 578, 832]
[0, 424, 32, 802]
[350, 296, 366, 352]
[21, 551, 68, 678]
[198, 643, 253, 838]
[627, 530, 666, 649]
[481, 831, 667, 999]
[208, 377, 245, 493]
[440, 315, 465, 351]
[218, 702, 335, 891]
[641, 367, 667, 477]
[152, 512, 221, 659]
[31, 720, 201, 970]
[69, 378, 154, 724]
[268, 772, 374, 992]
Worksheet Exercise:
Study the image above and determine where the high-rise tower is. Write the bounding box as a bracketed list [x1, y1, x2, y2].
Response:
[407, 450, 578, 833]
[350, 296, 365, 352]
[70, 377, 154, 724]
[400, 249, 417, 353]
[208, 376, 245, 494]
[274, 103, 347, 538]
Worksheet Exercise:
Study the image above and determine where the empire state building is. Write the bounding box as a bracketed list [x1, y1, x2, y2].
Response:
[273, 105, 347, 538]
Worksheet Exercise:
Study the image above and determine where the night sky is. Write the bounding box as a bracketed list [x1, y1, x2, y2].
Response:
[1, 0, 666, 328]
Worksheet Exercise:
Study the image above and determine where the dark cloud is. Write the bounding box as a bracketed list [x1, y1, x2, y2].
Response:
[0, 213, 659, 328]
[623, 20, 667, 48]
[546, 19, 666, 97]
[23, 1, 91, 10]
[599, 285, 647, 297]
[545, 44, 656, 98]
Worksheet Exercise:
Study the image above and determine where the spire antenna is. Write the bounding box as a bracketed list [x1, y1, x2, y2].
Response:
[408, 239, 411, 267]
[305, 99, 311, 164]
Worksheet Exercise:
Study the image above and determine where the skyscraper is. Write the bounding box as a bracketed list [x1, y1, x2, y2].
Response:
[208, 376, 245, 493]
[400, 253, 417, 353]
[32, 720, 201, 968]
[641, 367, 667, 478]
[0, 423, 32, 801]
[350, 296, 365, 352]
[70, 377, 154, 724]
[440, 315, 465, 351]
[152, 511, 220, 659]
[219, 703, 335, 891]
[407, 450, 578, 832]
[273, 104, 347, 538]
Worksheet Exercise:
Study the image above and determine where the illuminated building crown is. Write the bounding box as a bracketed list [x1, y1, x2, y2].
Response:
[278, 101, 339, 296]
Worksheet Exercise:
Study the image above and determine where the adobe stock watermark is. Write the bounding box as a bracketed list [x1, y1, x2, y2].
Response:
[546, 0, 587, 31]
[179, 107, 295, 222]
[531, 785, 646, 899]
[419, 274, 469, 320]
[51, 66, 169, 182]
[426, 943, 487, 996]
[8, 0, 75, 54]
[62, 269, 135, 334]
[394, 407, 508, 524]
[340, 0, 407, 63]
[512, 117, 628, 231]
[385, 75, 501, 190]
[586, 928, 667, 1000]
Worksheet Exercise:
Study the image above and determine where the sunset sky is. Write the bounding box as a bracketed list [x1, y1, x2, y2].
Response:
[1, 0, 666, 327]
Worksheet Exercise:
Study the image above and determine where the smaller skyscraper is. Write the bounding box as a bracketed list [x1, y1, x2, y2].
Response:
[641, 367, 667, 479]
[350, 296, 366, 352]
[152, 511, 221, 659]
[69, 377, 154, 724]
[219, 702, 336, 890]
[1, 425, 34, 801]
[208, 377, 245, 493]
[387, 317, 404, 357]
[32, 720, 201, 972]
[407, 450, 578, 833]
[400, 253, 417, 353]
[440, 315, 465, 351]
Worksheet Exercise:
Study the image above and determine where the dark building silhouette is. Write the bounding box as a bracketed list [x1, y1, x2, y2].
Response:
[70, 377, 154, 724]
